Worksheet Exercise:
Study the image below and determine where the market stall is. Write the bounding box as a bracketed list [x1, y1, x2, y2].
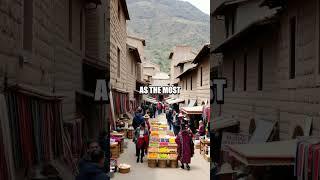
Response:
[143, 96, 158, 104]
[147, 120, 178, 168]
[166, 98, 185, 105]
[180, 105, 204, 115]
[219, 140, 297, 180]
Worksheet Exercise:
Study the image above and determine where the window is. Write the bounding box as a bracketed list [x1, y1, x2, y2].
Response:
[118, 1, 121, 21]
[290, 17, 296, 79]
[80, 10, 83, 50]
[117, 48, 121, 78]
[180, 64, 184, 73]
[190, 76, 193, 90]
[131, 59, 134, 73]
[69, 0, 72, 42]
[186, 78, 188, 90]
[258, 48, 263, 91]
[225, 11, 236, 38]
[103, 13, 105, 40]
[200, 67, 203, 86]
[135, 64, 138, 76]
[231, 12, 235, 35]
[244, 53, 247, 91]
[232, 59, 235, 91]
[23, 0, 33, 51]
[182, 81, 184, 90]
[225, 17, 229, 38]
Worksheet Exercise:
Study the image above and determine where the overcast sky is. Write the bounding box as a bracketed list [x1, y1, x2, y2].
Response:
[180, 0, 210, 15]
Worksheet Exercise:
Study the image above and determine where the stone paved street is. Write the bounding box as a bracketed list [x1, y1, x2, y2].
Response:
[113, 114, 210, 180]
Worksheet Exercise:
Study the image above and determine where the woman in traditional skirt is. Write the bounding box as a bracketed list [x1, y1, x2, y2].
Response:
[175, 123, 194, 170]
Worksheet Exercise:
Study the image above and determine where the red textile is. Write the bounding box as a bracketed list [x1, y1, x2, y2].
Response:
[137, 135, 149, 149]
[175, 130, 193, 164]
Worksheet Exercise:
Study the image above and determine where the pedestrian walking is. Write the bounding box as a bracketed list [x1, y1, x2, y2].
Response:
[132, 107, 144, 130]
[166, 108, 173, 130]
[153, 103, 157, 118]
[173, 111, 182, 136]
[175, 123, 194, 170]
[133, 123, 149, 163]
[157, 102, 162, 115]
[149, 104, 155, 118]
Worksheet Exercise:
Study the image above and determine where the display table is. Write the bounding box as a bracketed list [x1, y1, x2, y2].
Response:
[200, 138, 210, 154]
[110, 142, 119, 158]
[147, 120, 178, 168]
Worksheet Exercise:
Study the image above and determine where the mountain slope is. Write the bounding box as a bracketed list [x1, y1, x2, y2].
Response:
[126, 0, 210, 72]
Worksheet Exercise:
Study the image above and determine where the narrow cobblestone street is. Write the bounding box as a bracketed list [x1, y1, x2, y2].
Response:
[113, 114, 210, 180]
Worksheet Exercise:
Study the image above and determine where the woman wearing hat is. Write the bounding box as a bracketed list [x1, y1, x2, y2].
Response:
[175, 123, 194, 170]
[143, 114, 151, 132]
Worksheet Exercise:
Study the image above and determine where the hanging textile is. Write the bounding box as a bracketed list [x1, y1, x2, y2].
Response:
[5, 90, 64, 170]
[64, 119, 83, 159]
[0, 94, 14, 180]
[112, 91, 129, 116]
[295, 137, 320, 180]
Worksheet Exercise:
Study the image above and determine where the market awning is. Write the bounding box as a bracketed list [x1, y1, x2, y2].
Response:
[167, 98, 185, 105]
[249, 119, 275, 144]
[181, 106, 203, 114]
[211, 117, 240, 131]
[188, 99, 196, 107]
[226, 140, 297, 166]
[143, 97, 157, 104]
[212, 15, 279, 53]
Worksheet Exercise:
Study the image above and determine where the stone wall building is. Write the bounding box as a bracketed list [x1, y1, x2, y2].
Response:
[177, 44, 210, 106]
[0, 0, 108, 179]
[110, 0, 130, 118]
[143, 60, 160, 84]
[169, 45, 196, 85]
[211, 0, 320, 140]
[152, 72, 170, 86]
[127, 35, 146, 110]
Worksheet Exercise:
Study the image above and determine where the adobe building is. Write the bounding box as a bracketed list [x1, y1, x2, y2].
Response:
[143, 60, 161, 84]
[127, 35, 146, 110]
[110, 0, 130, 118]
[211, 0, 320, 140]
[0, 0, 108, 179]
[169, 45, 197, 86]
[177, 44, 210, 106]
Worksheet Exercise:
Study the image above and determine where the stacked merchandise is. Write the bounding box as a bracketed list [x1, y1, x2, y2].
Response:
[294, 137, 320, 180]
[147, 121, 178, 167]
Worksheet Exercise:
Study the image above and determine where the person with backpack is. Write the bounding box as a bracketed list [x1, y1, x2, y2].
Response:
[132, 107, 144, 130]
[76, 149, 108, 180]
